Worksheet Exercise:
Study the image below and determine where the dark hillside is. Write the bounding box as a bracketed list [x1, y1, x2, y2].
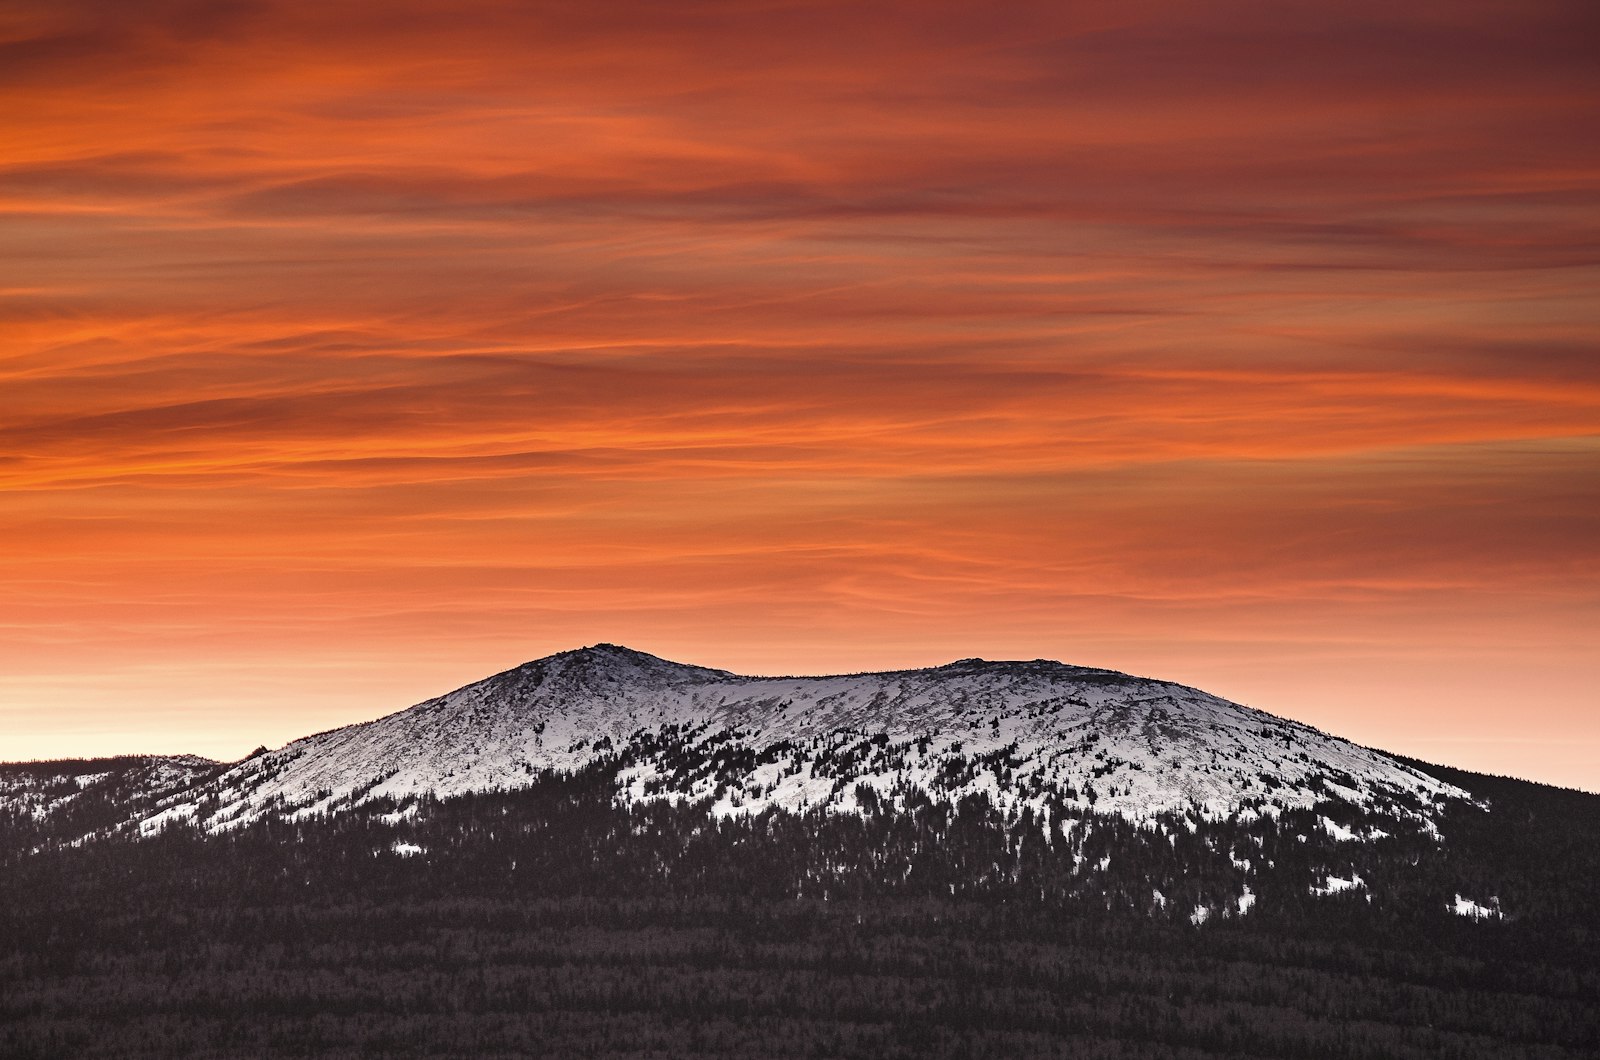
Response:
[1386, 755, 1600, 931]
[2, 758, 1596, 1059]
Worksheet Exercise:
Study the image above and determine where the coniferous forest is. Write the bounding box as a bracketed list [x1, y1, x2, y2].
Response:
[1, 756, 1596, 1059]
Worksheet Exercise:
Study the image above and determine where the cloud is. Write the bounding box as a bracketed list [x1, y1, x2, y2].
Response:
[1, 0, 1597, 783]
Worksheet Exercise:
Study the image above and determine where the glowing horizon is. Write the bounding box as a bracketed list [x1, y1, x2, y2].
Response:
[2, 0, 1597, 790]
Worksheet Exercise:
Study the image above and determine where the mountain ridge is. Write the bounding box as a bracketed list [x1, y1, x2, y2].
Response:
[10, 645, 1599, 941]
[6, 652, 1596, 1060]
[111, 643, 1466, 838]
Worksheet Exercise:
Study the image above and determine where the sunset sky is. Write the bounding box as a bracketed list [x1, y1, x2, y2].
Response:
[3, 0, 1597, 790]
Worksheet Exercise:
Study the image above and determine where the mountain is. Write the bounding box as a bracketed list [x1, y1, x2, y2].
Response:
[134, 643, 1464, 836]
[5, 646, 1598, 1059]
[4, 644, 1577, 931]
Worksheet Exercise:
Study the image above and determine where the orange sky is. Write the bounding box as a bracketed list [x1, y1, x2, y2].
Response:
[3, 0, 1597, 790]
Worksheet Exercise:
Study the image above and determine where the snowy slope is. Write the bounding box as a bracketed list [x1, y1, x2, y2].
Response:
[0, 755, 221, 849]
[142, 645, 1465, 832]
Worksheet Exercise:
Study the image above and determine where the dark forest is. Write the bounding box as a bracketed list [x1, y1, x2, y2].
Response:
[2, 755, 1596, 1059]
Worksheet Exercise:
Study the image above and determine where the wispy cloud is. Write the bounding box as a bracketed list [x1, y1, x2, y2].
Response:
[1, 0, 1596, 787]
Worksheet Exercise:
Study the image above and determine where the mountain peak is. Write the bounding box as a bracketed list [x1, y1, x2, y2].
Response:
[537, 643, 727, 680]
[556, 642, 662, 664]
[578, 642, 647, 657]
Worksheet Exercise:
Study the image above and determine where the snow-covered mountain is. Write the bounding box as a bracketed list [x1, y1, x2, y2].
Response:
[0, 754, 222, 853]
[136, 644, 1464, 835]
[6, 651, 1592, 1060]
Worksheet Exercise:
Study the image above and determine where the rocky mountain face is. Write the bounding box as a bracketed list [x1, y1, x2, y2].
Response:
[128, 644, 1464, 836]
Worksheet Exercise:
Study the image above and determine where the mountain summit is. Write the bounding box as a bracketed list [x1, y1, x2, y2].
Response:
[138, 645, 1462, 834]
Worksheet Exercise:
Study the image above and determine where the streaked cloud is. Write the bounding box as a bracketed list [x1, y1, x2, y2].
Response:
[1, 0, 1596, 788]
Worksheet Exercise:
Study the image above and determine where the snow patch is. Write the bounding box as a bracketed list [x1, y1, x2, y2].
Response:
[1311, 873, 1365, 897]
[376, 806, 418, 825]
[1319, 816, 1360, 842]
[1452, 894, 1501, 920]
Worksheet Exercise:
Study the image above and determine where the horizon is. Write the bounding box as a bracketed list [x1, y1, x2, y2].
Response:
[6, 639, 1596, 796]
[3, 1, 1596, 793]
